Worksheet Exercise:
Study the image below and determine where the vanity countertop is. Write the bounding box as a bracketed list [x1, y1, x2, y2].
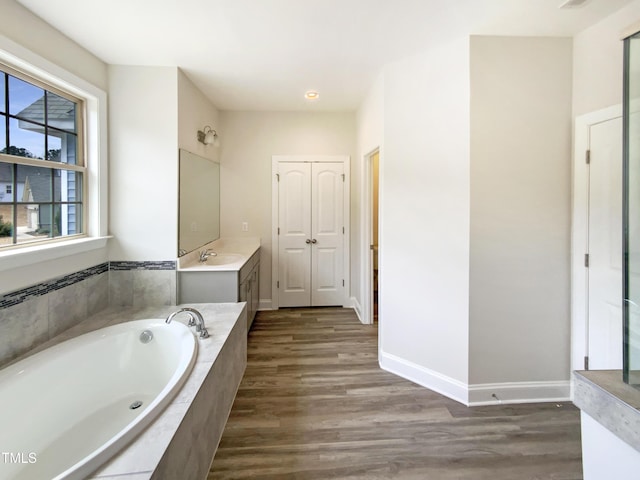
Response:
[177, 237, 260, 272]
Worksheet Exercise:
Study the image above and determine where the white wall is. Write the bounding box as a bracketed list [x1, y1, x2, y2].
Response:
[178, 70, 220, 162]
[218, 111, 356, 307]
[469, 37, 573, 392]
[379, 37, 471, 400]
[0, 0, 107, 92]
[573, 0, 640, 117]
[108, 66, 178, 260]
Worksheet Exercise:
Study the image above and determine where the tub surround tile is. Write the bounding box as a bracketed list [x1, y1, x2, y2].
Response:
[109, 268, 176, 308]
[48, 280, 89, 338]
[0, 261, 179, 369]
[0, 260, 175, 311]
[108, 270, 134, 307]
[132, 270, 175, 307]
[0, 296, 48, 365]
[87, 272, 109, 315]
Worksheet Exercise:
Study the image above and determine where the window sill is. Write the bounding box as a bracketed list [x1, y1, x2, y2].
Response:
[0, 236, 111, 272]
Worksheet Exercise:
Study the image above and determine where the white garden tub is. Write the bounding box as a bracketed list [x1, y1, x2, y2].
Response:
[0, 319, 197, 480]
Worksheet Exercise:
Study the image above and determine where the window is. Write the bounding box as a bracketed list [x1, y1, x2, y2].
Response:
[0, 63, 84, 248]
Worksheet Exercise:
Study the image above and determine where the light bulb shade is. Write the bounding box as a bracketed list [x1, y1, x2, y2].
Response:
[204, 130, 216, 145]
[198, 125, 220, 147]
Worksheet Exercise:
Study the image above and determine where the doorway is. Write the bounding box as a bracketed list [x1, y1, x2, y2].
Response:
[360, 148, 380, 325]
[271, 155, 350, 309]
[371, 150, 379, 324]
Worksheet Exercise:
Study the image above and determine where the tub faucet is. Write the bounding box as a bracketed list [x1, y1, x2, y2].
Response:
[199, 249, 217, 263]
[166, 307, 209, 338]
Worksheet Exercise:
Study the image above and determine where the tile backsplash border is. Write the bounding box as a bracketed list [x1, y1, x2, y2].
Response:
[110, 260, 177, 271]
[0, 263, 110, 309]
[0, 261, 177, 367]
[0, 261, 177, 309]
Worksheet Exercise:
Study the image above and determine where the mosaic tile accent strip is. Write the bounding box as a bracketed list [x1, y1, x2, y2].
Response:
[0, 263, 109, 309]
[109, 261, 177, 271]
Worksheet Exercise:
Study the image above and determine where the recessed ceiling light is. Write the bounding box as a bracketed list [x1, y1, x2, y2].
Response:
[305, 91, 319, 100]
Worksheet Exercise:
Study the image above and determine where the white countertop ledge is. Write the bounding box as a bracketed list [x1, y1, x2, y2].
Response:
[177, 237, 260, 272]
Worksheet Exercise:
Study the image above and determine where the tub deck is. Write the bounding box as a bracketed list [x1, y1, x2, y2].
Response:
[12, 302, 247, 480]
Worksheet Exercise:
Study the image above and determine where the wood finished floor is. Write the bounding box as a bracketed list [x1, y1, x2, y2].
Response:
[208, 308, 583, 480]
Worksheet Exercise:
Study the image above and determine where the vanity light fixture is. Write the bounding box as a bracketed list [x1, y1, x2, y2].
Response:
[197, 125, 220, 147]
[305, 90, 319, 101]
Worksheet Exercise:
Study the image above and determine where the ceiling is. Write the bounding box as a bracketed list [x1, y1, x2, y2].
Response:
[16, 0, 635, 111]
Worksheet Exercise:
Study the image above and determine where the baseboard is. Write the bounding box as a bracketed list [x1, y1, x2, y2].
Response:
[258, 299, 273, 311]
[350, 296, 364, 323]
[379, 350, 469, 405]
[467, 380, 571, 406]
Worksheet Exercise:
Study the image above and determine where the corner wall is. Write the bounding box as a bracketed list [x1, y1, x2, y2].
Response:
[379, 37, 471, 403]
[108, 66, 179, 261]
[355, 72, 384, 323]
[468, 36, 573, 404]
[177, 70, 220, 162]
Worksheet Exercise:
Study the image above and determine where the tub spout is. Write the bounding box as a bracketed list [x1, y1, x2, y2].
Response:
[166, 307, 210, 338]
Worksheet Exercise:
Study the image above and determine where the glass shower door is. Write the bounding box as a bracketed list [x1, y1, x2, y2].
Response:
[623, 31, 640, 386]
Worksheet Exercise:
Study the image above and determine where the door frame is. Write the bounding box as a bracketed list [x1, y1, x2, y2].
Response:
[572, 104, 622, 373]
[271, 155, 351, 310]
[360, 148, 380, 325]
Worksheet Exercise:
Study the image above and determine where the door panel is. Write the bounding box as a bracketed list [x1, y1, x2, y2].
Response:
[278, 163, 312, 307]
[311, 163, 344, 306]
[588, 117, 623, 369]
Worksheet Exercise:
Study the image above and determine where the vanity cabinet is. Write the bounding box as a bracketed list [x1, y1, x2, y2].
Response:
[178, 249, 260, 331]
[239, 255, 260, 331]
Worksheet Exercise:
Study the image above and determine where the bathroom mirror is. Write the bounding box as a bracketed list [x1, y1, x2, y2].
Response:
[178, 149, 220, 256]
[623, 31, 640, 386]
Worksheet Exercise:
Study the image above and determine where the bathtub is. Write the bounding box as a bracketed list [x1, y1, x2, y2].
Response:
[0, 318, 197, 480]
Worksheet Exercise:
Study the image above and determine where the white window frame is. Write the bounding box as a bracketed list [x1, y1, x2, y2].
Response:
[0, 36, 109, 271]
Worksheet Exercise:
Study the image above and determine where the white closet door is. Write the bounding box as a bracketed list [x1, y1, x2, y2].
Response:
[588, 116, 623, 369]
[278, 162, 312, 307]
[276, 160, 345, 307]
[311, 162, 344, 306]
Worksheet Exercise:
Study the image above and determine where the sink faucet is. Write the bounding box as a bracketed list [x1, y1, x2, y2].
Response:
[199, 249, 217, 263]
[166, 307, 210, 338]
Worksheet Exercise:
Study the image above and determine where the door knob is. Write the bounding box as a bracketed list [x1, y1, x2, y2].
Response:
[305, 239, 311, 244]
[311, 239, 317, 244]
